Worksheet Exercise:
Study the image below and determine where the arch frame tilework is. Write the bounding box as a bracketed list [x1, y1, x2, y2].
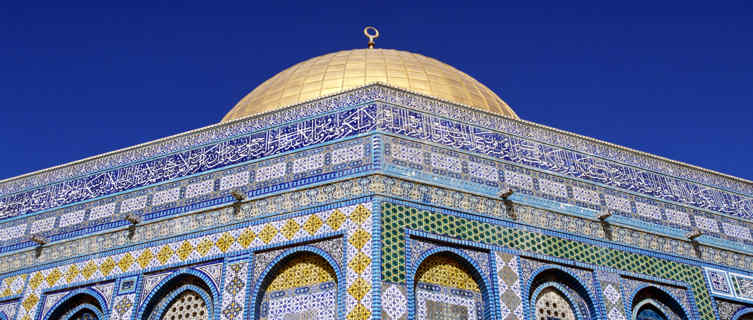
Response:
[249, 245, 346, 320]
[523, 265, 600, 320]
[406, 245, 495, 320]
[60, 303, 104, 320]
[731, 307, 753, 320]
[530, 281, 585, 320]
[633, 299, 671, 320]
[149, 284, 212, 320]
[627, 285, 693, 320]
[41, 288, 109, 320]
[135, 269, 220, 320]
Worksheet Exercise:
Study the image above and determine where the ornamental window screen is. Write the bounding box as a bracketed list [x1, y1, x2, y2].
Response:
[534, 288, 576, 320]
[161, 290, 208, 320]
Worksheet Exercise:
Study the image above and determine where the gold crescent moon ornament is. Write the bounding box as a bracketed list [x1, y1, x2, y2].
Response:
[364, 26, 379, 48]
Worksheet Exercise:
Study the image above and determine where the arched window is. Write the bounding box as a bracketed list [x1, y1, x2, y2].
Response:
[256, 252, 338, 320]
[414, 252, 487, 320]
[141, 274, 214, 320]
[528, 268, 597, 320]
[631, 287, 688, 320]
[45, 292, 104, 320]
[635, 302, 667, 320]
[534, 286, 577, 320]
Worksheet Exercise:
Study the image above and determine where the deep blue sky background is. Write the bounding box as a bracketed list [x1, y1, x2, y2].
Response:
[1, 1, 752, 183]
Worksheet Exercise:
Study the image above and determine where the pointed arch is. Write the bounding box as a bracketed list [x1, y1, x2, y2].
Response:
[732, 307, 753, 320]
[628, 285, 690, 320]
[525, 266, 599, 320]
[407, 247, 494, 320]
[136, 269, 219, 320]
[61, 304, 104, 320]
[250, 246, 345, 320]
[43, 288, 108, 320]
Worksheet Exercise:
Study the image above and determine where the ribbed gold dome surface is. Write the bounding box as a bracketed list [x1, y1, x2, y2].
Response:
[222, 49, 518, 122]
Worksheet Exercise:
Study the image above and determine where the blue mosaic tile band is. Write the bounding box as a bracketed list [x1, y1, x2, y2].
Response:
[0, 105, 377, 220]
[377, 104, 753, 219]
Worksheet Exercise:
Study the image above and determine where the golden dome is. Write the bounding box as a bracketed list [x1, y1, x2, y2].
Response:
[222, 48, 518, 122]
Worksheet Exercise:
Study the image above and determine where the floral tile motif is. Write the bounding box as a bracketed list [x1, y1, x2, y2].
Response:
[221, 261, 248, 320]
[597, 271, 627, 320]
[110, 294, 135, 320]
[381, 283, 407, 320]
[0, 300, 17, 320]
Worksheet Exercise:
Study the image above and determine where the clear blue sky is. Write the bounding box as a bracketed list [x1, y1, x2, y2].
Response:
[1, 1, 752, 182]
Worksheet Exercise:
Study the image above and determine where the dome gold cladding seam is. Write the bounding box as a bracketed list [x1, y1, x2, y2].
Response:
[221, 48, 518, 122]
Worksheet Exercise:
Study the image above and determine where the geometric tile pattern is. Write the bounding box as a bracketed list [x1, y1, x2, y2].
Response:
[260, 282, 337, 320]
[221, 261, 247, 320]
[706, 268, 734, 297]
[0, 301, 17, 320]
[416, 254, 480, 292]
[715, 299, 748, 320]
[597, 271, 627, 320]
[381, 283, 407, 320]
[0, 274, 26, 298]
[109, 294, 135, 320]
[381, 202, 715, 320]
[415, 282, 482, 320]
[621, 277, 691, 319]
[494, 252, 522, 320]
[13, 202, 372, 320]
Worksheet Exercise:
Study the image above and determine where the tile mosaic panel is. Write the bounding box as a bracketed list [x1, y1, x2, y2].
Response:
[3, 85, 752, 213]
[415, 283, 483, 320]
[0, 136, 372, 253]
[597, 271, 627, 320]
[0, 104, 377, 220]
[384, 135, 753, 247]
[494, 252, 523, 320]
[381, 283, 407, 320]
[221, 261, 248, 320]
[378, 105, 753, 219]
[259, 283, 337, 320]
[110, 294, 136, 320]
[0, 300, 17, 320]
[0, 274, 26, 298]
[10, 202, 372, 320]
[715, 299, 749, 320]
[705, 268, 753, 303]
[621, 277, 691, 318]
[380, 202, 715, 320]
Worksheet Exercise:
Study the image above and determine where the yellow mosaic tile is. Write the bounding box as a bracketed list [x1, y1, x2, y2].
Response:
[347, 277, 370, 300]
[1, 288, 10, 297]
[346, 303, 371, 320]
[259, 225, 278, 244]
[215, 233, 235, 253]
[177, 241, 193, 261]
[45, 268, 62, 287]
[118, 253, 135, 272]
[237, 228, 256, 248]
[156, 245, 174, 265]
[100, 257, 116, 277]
[326, 209, 346, 230]
[137, 250, 154, 269]
[81, 261, 98, 280]
[416, 254, 480, 292]
[266, 253, 335, 292]
[22, 294, 39, 312]
[348, 229, 371, 250]
[280, 219, 300, 240]
[65, 265, 79, 283]
[349, 204, 371, 225]
[348, 252, 371, 275]
[303, 215, 324, 235]
[29, 272, 43, 290]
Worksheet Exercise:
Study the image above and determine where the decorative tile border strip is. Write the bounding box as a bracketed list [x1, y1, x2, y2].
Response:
[0, 136, 373, 251]
[706, 267, 753, 303]
[3, 175, 753, 278]
[379, 201, 714, 320]
[382, 135, 753, 246]
[2, 85, 751, 218]
[377, 104, 753, 219]
[5, 202, 374, 320]
[0, 104, 377, 220]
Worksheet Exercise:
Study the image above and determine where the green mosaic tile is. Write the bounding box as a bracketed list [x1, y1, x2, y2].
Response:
[381, 202, 714, 320]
